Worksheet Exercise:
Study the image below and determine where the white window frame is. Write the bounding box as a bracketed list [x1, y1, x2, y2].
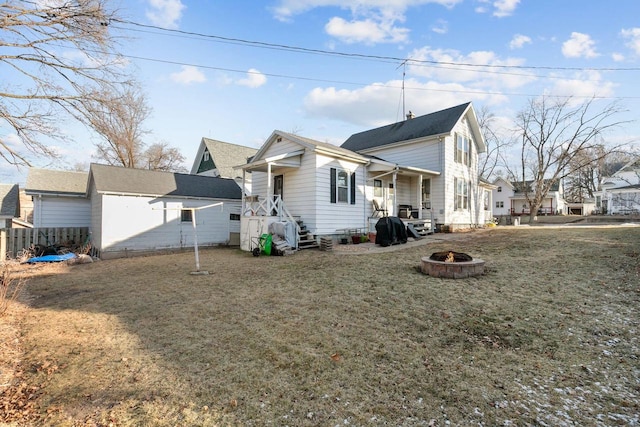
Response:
[455, 133, 471, 166]
[373, 179, 382, 197]
[337, 169, 349, 203]
[454, 177, 469, 210]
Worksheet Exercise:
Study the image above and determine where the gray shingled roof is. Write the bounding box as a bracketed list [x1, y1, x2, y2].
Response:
[0, 184, 20, 217]
[276, 131, 368, 161]
[341, 102, 471, 152]
[25, 168, 89, 195]
[90, 163, 242, 200]
[202, 138, 257, 178]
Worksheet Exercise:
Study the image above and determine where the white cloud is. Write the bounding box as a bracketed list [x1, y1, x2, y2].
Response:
[621, 27, 640, 56]
[562, 32, 598, 59]
[146, 0, 185, 29]
[170, 66, 206, 85]
[548, 71, 615, 102]
[325, 16, 409, 44]
[271, 0, 461, 45]
[474, 0, 520, 17]
[304, 78, 505, 127]
[272, 0, 462, 21]
[237, 69, 267, 88]
[509, 34, 531, 49]
[407, 46, 536, 89]
[612, 52, 625, 62]
[493, 0, 520, 17]
[431, 19, 448, 34]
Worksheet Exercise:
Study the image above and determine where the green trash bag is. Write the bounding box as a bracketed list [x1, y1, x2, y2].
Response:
[260, 234, 272, 256]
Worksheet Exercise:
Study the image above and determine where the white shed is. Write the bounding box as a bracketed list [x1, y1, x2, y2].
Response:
[88, 164, 242, 258]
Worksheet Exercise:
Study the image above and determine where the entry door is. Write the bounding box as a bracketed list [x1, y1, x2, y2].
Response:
[273, 175, 284, 215]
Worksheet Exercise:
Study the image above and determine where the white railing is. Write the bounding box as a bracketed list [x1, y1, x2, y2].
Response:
[243, 195, 301, 245]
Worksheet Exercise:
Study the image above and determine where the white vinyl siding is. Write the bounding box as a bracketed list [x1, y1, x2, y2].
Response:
[97, 194, 240, 253]
[33, 196, 91, 228]
[315, 155, 363, 235]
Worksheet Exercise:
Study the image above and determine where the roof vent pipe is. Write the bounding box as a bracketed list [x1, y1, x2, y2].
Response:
[406, 111, 415, 120]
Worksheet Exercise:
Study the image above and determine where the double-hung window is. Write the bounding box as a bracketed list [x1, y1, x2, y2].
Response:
[455, 133, 471, 166]
[454, 177, 469, 210]
[330, 168, 356, 204]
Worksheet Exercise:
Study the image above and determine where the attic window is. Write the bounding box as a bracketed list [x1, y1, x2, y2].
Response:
[203, 150, 210, 161]
[497, 186, 502, 192]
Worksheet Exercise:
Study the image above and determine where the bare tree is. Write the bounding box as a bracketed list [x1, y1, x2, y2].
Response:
[563, 147, 634, 202]
[85, 87, 186, 172]
[476, 105, 512, 180]
[509, 96, 628, 224]
[85, 86, 150, 168]
[0, 0, 128, 165]
[142, 142, 186, 172]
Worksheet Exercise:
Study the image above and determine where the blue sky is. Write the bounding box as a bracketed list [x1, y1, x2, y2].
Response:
[3, 0, 640, 182]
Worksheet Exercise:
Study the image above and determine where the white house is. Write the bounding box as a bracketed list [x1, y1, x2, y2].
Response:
[25, 168, 91, 228]
[599, 158, 640, 215]
[88, 164, 242, 258]
[238, 102, 488, 250]
[491, 176, 565, 217]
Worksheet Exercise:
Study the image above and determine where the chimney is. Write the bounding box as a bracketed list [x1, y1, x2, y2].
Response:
[406, 111, 415, 120]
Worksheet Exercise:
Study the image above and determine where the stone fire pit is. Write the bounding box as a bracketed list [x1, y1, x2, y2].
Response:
[420, 251, 485, 279]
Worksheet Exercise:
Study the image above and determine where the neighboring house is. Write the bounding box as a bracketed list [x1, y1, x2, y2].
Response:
[491, 177, 514, 217]
[88, 163, 242, 258]
[239, 102, 488, 249]
[25, 168, 91, 228]
[0, 184, 20, 228]
[479, 178, 497, 221]
[18, 189, 33, 223]
[491, 176, 565, 216]
[191, 137, 257, 194]
[599, 158, 640, 214]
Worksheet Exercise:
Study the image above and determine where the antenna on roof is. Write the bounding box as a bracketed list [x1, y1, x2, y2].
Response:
[396, 59, 408, 120]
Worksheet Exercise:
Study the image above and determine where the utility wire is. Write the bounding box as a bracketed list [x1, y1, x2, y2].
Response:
[111, 51, 640, 100]
[112, 18, 640, 73]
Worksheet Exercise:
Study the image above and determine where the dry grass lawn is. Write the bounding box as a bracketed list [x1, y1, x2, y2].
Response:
[1, 226, 639, 426]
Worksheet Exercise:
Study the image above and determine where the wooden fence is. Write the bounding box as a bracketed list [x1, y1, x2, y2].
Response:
[1, 227, 90, 260]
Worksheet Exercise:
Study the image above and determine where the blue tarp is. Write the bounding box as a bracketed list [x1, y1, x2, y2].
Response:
[26, 252, 76, 263]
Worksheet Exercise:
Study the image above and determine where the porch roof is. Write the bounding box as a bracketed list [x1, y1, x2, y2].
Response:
[367, 158, 440, 177]
[237, 149, 305, 173]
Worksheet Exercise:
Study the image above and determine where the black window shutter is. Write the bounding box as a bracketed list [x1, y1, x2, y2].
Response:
[330, 168, 336, 203]
[350, 171, 356, 205]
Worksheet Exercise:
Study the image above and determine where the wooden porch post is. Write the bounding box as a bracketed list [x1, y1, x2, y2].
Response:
[267, 163, 272, 201]
[241, 169, 246, 214]
[392, 170, 397, 216]
[417, 174, 423, 219]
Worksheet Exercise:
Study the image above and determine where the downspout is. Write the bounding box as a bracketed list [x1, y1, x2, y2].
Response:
[36, 194, 42, 228]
